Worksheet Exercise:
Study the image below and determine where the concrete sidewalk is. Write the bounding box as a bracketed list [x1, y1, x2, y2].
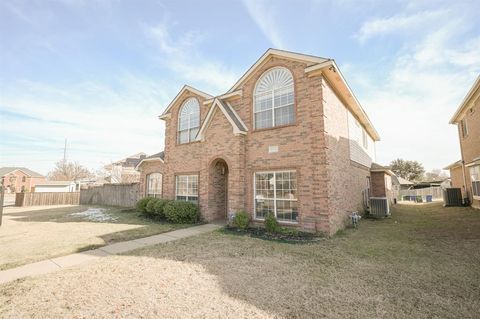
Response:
[0, 223, 221, 285]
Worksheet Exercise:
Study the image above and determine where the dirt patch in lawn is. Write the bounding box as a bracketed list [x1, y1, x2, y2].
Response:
[1, 203, 479, 318]
[0, 205, 189, 270]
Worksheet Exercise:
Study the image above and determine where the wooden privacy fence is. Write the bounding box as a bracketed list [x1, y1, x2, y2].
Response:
[80, 183, 139, 207]
[15, 192, 80, 206]
[395, 187, 444, 200]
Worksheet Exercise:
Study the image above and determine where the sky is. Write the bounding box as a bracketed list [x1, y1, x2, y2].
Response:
[0, 0, 479, 175]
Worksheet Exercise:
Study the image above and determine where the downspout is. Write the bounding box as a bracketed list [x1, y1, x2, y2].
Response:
[457, 124, 469, 200]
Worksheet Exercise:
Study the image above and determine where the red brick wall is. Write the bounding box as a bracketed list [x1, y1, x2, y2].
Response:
[322, 77, 371, 234]
[3, 171, 45, 193]
[138, 161, 164, 198]
[457, 87, 480, 208]
[160, 56, 375, 234]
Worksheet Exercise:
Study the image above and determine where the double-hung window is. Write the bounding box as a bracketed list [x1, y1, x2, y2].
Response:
[175, 175, 198, 203]
[254, 67, 295, 129]
[470, 165, 480, 197]
[146, 173, 162, 198]
[460, 118, 468, 138]
[178, 98, 200, 144]
[254, 170, 298, 222]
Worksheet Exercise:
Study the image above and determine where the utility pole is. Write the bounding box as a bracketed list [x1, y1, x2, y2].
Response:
[63, 138, 67, 163]
[0, 177, 5, 227]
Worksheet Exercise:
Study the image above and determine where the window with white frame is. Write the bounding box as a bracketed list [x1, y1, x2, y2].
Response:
[146, 173, 162, 198]
[470, 165, 480, 197]
[254, 67, 295, 129]
[175, 175, 198, 203]
[178, 98, 200, 144]
[254, 171, 298, 222]
[362, 129, 368, 149]
[460, 118, 468, 138]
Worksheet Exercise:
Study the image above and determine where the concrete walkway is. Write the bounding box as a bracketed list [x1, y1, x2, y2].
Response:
[0, 223, 221, 285]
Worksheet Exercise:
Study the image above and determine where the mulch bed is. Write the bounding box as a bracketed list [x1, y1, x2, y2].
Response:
[222, 226, 322, 243]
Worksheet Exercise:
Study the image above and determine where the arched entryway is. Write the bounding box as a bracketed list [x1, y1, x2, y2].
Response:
[208, 158, 229, 221]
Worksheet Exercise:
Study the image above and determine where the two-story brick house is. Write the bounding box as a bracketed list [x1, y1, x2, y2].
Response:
[0, 167, 45, 193]
[137, 49, 381, 234]
[447, 76, 480, 209]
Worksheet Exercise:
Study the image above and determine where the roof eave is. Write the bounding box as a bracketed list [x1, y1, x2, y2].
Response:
[306, 60, 380, 141]
[449, 75, 480, 124]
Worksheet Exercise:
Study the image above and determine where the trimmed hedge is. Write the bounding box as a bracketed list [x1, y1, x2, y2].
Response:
[136, 197, 154, 214]
[164, 200, 200, 224]
[233, 210, 249, 230]
[145, 198, 160, 216]
[153, 199, 171, 219]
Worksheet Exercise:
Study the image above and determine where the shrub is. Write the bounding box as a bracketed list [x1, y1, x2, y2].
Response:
[153, 199, 171, 220]
[264, 213, 279, 233]
[233, 210, 249, 230]
[136, 197, 153, 214]
[146, 198, 160, 216]
[164, 200, 200, 224]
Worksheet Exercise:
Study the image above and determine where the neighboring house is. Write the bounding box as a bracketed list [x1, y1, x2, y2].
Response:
[391, 175, 414, 191]
[0, 167, 45, 193]
[448, 75, 480, 209]
[34, 181, 77, 193]
[104, 152, 147, 183]
[139, 49, 382, 235]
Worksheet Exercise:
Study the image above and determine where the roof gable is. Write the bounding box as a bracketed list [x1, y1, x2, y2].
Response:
[0, 167, 44, 178]
[135, 151, 165, 170]
[227, 48, 330, 93]
[159, 85, 212, 119]
[196, 98, 247, 141]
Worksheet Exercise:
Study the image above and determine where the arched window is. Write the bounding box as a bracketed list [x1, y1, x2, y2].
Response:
[254, 67, 295, 129]
[178, 98, 200, 144]
[146, 173, 162, 198]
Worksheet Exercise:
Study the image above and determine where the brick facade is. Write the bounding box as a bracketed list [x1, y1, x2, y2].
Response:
[1, 169, 45, 193]
[140, 50, 381, 234]
[449, 77, 480, 209]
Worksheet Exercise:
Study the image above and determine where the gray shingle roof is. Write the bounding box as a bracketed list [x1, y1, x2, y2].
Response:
[218, 100, 248, 132]
[0, 167, 44, 178]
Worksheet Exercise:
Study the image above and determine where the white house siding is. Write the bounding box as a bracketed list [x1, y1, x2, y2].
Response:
[347, 111, 376, 167]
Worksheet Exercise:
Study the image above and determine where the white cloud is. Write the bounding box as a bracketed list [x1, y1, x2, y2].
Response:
[349, 12, 480, 171]
[355, 9, 447, 43]
[242, 0, 285, 49]
[144, 23, 238, 94]
[0, 75, 174, 173]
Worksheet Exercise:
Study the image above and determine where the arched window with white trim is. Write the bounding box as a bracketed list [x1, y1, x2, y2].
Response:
[254, 67, 295, 129]
[178, 98, 200, 144]
[146, 173, 162, 198]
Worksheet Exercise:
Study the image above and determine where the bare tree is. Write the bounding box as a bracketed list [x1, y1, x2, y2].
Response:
[47, 160, 94, 181]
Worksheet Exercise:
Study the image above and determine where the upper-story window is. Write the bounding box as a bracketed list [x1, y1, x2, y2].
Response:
[178, 97, 200, 144]
[460, 118, 468, 138]
[254, 67, 295, 129]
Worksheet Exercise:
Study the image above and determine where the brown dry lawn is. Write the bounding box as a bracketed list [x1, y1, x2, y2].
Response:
[1, 203, 479, 318]
[0, 205, 188, 270]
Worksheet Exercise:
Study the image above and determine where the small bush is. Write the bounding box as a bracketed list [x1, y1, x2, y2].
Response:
[164, 200, 200, 224]
[136, 197, 153, 214]
[146, 198, 160, 216]
[153, 199, 171, 219]
[233, 210, 250, 230]
[264, 213, 279, 233]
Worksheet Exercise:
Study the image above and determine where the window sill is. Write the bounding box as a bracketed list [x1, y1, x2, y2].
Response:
[252, 123, 297, 133]
[176, 140, 201, 146]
